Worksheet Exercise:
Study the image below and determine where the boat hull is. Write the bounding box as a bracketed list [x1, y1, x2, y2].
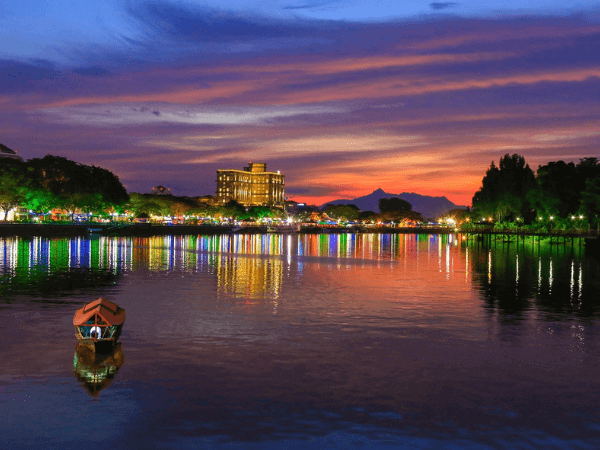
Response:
[75, 324, 123, 351]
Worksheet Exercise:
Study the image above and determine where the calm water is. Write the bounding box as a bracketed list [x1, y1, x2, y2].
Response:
[1, 233, 600, 449]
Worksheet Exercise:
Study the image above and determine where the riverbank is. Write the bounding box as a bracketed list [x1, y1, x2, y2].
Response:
[0, 222, 598, 239]
[0, 223, 461, 237]
[0, 223, 235, 237]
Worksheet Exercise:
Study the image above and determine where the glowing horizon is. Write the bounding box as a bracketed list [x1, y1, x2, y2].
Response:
[2, 2, 599, 208]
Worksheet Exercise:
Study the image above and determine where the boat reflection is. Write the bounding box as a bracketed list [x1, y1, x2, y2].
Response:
[73, 343, 125, 396]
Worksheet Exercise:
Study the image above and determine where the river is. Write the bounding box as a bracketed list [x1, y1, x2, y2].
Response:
[1, 233, 599, 449]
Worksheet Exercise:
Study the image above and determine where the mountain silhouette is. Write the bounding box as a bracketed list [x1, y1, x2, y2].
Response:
[321, 189, 466, 220]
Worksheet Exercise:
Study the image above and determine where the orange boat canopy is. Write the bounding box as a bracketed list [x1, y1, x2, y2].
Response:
[73, 298, 126, 326]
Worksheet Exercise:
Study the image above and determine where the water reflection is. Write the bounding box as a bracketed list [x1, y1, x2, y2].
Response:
[1, 233, 599, 320]
[72, 343, 125, 396]
[0, 237, 123, 298]
[216, 253, 283, 299]
[3, 232, 600, 448]
[465, 234, 600, 321]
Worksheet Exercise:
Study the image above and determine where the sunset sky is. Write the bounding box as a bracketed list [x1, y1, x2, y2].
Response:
[2, 1, 600, 206]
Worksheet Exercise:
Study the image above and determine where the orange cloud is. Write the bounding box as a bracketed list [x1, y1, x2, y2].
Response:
[200, 52, 514, 76]
[413, 21, 600, 51]
[266, 67, 600, 105]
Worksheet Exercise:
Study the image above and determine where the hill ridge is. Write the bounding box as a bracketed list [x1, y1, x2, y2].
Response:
[321, 189, 466, 220]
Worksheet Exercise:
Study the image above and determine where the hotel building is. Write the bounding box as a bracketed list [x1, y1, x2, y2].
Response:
[216, 162, 285, 207]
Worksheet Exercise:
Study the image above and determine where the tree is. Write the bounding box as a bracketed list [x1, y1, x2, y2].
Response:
[23, 188, 60, 217]
[126, 193, 163, 218]
[439, 208, 470, 223]
[379, 210, 423, 223]
[358, 210, 377, 222]
[0, 160, 29, 221]
[27, 155, 129, 218]
[240, 206, 283, 220]
[472, 154, 536, 222]
[322, 204, 360, 221]
[528, 161, 579, 219]
[218, 200, 245, 220]
[379, 198, 412, 213]
[580, 177, 600, 228]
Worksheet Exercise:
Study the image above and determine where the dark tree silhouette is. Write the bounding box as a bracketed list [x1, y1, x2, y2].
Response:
[323, 204, 360, 221]
[0, 159, 29, 220]
[528, 160, 580, 218]
[472, 154, 535, 222]
[379, 197, 412, 213]
[26, 155, 129, 217]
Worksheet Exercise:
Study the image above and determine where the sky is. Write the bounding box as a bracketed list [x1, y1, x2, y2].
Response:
[1, 0, 600, 207]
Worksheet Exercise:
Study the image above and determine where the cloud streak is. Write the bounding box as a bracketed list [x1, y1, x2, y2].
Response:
[40, 104, 346, 126]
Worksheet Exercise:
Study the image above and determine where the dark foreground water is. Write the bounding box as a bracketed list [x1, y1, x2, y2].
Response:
[1, 233, 600, 449]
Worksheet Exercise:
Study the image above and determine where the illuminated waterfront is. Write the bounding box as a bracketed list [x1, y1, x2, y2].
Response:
[1, 233, 599, 449]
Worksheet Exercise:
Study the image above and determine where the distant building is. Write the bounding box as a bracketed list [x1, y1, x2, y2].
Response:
[216, 162, 285, 207]
[0, 144, 23, 161]
[151, 185, 172, 195]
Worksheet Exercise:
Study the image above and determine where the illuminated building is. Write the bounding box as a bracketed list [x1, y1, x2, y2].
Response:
[216, 162, 285, 206]
[0, 144, 23, 161]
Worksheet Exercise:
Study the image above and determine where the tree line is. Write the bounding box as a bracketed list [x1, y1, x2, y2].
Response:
[0, 154, 289, 222]
[470, 154, 600, 230]
[0, 153, 426, 224]
[316, 198, 424, 224]
[0, 155, 129, 220]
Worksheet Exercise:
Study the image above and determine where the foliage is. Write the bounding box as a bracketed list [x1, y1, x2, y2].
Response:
[27, 155, 129, 216]
[441, 208, 470, 223]
[23, 188, 59, 215]
[378, 210, 423, 223]
[0, 160, 29, 220]
[379, 197, 411, 213]
[240, 206, 284, 220]
[472, 154, 536, 222]
[528, 160, 580, 219]
[0, 154, 129, 220]
[580, 177, 600, 228]
[322, 204, 360, 221]
[126, 193, 205, 219]
[358, 210, 377, 222]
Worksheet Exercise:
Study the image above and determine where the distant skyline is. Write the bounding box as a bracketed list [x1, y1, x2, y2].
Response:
[2, 1, 600, 207]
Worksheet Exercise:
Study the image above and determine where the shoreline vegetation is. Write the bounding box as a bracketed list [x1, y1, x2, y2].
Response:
[1, 152, 599, 238]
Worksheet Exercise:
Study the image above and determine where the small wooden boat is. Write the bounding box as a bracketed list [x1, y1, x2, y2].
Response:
[73, 298, 125, 351]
